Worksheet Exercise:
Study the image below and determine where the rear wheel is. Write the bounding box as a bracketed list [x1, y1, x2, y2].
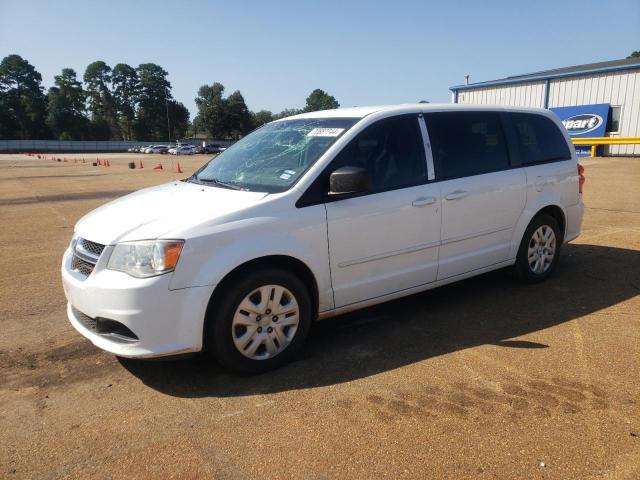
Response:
[512, 213, 561, 283]
[206, 269, 312, 373]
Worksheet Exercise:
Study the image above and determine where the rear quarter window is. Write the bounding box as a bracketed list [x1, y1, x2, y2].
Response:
[510, 113, 572, 164]
[425, 111, 510, 179]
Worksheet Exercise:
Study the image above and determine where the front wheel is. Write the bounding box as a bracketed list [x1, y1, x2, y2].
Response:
[511, 213, 561, 283]
[206, 269, 312, 373]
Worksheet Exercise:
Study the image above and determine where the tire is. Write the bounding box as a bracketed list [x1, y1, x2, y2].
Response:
[511, 213, 561, 283]
[206, 268, 312, 373]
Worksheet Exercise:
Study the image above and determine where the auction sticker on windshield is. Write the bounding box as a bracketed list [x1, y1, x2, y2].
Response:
[307, 128, 345, 137]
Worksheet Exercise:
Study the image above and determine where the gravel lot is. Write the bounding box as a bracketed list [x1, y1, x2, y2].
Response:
[0, 152, 638, 479]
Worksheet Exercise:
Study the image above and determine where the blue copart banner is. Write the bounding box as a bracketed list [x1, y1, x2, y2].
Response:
[550, 103, 609, 137]
[550, 103, 610, 157]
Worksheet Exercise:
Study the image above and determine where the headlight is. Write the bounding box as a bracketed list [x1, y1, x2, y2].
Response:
[107, 240, 184, 278]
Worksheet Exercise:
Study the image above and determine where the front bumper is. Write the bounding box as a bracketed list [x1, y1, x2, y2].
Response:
[61, 247, 214, 358]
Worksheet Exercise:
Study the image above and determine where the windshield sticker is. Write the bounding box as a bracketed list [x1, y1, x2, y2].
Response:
[284, 169, 296, 175]
[307, 127, 345, 137]
[279, 173, 292, 180]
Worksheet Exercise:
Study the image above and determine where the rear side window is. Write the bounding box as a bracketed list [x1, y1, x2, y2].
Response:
[426, 112, 510, 179]
[510, 113, 571, 164]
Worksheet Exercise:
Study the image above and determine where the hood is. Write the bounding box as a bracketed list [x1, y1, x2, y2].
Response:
[74, 181, 268, 245]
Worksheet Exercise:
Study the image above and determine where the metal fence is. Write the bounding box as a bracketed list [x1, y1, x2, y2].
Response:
[571, 137, 640, 157]
[0, 139, 235, 153]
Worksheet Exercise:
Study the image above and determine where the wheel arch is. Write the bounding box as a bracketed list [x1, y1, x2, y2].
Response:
[537, 204, 566, 241]
[510, 200, 567, 259]
[202, 255, 320, 347]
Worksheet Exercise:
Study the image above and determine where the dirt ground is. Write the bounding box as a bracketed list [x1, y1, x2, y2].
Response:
[0, 152, 638, 479]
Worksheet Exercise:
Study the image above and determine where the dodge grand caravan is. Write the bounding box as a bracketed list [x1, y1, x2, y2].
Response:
[61, 104, 584, 372]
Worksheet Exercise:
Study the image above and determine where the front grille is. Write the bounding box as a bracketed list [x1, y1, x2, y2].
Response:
[78, 238, 105, 257]
[71, 255, 95, 276]
[70, 237, 105, 279]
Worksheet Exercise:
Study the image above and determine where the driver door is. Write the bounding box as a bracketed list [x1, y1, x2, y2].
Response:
[324, 115, 441, 307]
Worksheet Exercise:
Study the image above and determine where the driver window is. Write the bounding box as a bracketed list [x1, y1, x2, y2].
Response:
[331, 115, 427, 192]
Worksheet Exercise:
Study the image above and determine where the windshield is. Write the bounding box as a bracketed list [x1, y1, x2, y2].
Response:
[191, 117, 359, 192]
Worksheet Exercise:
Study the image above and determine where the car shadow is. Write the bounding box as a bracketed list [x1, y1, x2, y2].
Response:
[120, 243, 640, 397]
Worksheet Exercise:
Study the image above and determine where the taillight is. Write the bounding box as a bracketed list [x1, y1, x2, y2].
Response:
[578, 164, 585, 194]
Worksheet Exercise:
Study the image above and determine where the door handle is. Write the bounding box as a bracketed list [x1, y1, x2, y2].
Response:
[444, 190, 469, 201]
[412, 196, 437, 207]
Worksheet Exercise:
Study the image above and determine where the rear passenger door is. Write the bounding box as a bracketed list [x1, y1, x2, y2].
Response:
[425, 111, 526, 280]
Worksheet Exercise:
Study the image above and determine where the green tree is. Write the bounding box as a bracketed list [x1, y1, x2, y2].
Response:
[628, 50, 640, 59]
[273, 108, 303, 120]
[167, 100, 190, 140]
[46, 68, 89, 139]
[0, 54, 49, 139]
[226, 90, 252, 139]
[304, 88, 339, 112]
[112, 63, 139, 140]
[195, 82, 228, 139]
[251, 110, 274, 128]
[84, 61, 119, 140]
[135, 63, 172, 140]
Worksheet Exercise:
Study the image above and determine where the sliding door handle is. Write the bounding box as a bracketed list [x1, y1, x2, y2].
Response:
[412, 196, 437, 207]
[444, 190, 469, 201]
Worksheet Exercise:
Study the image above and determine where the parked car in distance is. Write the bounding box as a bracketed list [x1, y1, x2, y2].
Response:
[62, 104, 584, 373]
[172, 145, 196, 155]
[204, 144, 227, 154]
[147, 145, 170, 154]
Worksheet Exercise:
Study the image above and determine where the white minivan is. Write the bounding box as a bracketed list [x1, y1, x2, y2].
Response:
[61, 104, 584, 372]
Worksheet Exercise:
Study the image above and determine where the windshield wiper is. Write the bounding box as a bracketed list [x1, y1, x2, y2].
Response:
[195, 176, 245, 190]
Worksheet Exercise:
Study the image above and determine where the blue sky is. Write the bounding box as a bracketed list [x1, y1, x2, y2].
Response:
[1, 0, 639, 117]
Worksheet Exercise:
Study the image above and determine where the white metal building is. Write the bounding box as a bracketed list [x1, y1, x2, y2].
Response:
[450, 58, 640, 155]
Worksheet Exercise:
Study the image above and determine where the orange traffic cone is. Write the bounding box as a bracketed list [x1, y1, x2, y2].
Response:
[175, 162, 183, 173]
[96, 158, 101, 165]
[153, 164, 163, 170]
[139, 160, 144, 169]
[104, 159, 110, 167]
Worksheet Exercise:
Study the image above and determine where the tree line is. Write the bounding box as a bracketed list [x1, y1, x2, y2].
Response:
[192, 83, 339, 140]
[0, 55, 189, 141]
[0, 54, 340, 142]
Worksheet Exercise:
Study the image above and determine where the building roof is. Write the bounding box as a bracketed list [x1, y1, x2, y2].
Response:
[450, 57, 640, 92]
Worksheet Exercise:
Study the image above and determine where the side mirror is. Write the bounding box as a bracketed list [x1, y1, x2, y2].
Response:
[329, 166, 372, 196]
